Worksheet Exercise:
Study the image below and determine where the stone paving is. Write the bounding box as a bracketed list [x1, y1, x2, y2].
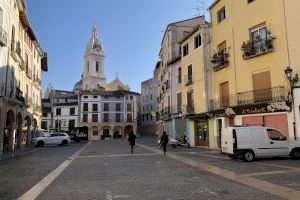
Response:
[0, 137, 299, 200]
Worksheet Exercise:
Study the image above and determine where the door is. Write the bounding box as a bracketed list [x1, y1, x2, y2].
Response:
[266, 129, 289, 156]
[219, 82, 229, 107]
[252, 71, 271, 102]
[195, 120, 209, 146]
[217, 119, 222, 148]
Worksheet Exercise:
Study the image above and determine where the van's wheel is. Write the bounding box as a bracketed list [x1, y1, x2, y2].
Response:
[243, 150, 254, 162]
[291, 149, 300, 160]
[37, 141, 44, 147]
[61, 140, 68, 146]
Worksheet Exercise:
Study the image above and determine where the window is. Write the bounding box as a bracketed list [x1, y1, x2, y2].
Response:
[93, 96, 97, 99]
[248, 0, 255, 3]
[250, 26, 267, 41]
[93, 104, 98, 112]
[183, 44, 189, 57]
[104, 113, 109, 122]
[217, 7, 226, 23]
[116, 103, 121, 111]
[83, 103, 88, 111]
[56, 108, 61, 116]
[177, 92, 182, 113]
[68, 120, 75, 131]
[41, 121, 47, 130]
[82, 114, 88, 122]
[70, 107, 75, 115]
[127, 113, 132, 122]
[130, 96, 133, 100]
[252, 71, 271, 102]
[187, 65, 193, 84]
[187, 90, 194, 113]
[178, 67, 182, 84]
[104, 103, 109, 111]
[127, 103, 132, 112]
[92, 114, 98, 122]
[267, 129, 285, 141]
[84, 96, 88, 99]
[194, 34, 202, 49]
[219, 81, 229, 107]
[150, 94, 153, 100]
[87, 62, 89, 72]
[42, 113, 48, 117]
[96, 62, 99, 72]
[116, 113, 121, 122]
[11, 26, 15, 50]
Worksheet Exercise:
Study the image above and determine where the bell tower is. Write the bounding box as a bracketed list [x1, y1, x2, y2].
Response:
[82, 25, 106, 90]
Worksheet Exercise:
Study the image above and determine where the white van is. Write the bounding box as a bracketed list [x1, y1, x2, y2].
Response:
[221, 126, 300, 161]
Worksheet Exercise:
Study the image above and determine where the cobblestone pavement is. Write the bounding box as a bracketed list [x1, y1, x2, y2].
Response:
[1, 137, 300, 200]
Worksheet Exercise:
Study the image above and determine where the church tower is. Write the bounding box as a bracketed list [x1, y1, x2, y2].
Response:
[82, 25, 106, 90]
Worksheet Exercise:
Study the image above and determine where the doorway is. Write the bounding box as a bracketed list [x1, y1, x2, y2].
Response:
[102, 129, 110, 139]
[217, 119, 222, 148]
[195, 120, 209, 146]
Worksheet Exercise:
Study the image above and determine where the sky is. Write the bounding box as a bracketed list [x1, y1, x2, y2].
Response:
[26, 0, 214, 94]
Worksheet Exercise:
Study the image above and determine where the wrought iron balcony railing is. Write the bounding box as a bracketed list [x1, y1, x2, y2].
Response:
[211, 49, 229, 71]
[15, 87, 25, 104]
[209, 86, 286, 111]
[241, 35, 275, 60]
[0, 25, 7, 47]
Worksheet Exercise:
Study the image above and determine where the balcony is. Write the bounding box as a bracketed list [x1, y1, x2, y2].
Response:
[183, 104, 195, 115]
[0, 25, 7, 47]
[241, 35, 275, 60]
[185, 75, 193, 86]
[211, 49, 229, 71]
[209, 86, 286, 111]
[15, 87, 25, 104]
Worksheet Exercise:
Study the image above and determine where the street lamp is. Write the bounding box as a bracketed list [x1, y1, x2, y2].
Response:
[284, 66, 299, 140]
[284, 66, 298, 87]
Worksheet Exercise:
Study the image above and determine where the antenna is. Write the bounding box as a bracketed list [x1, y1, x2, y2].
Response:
[193, 0, 205, 17]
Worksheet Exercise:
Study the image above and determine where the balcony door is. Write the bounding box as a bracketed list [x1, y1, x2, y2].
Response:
[252, 71, 272, 102]
[219, 81, 229, 107]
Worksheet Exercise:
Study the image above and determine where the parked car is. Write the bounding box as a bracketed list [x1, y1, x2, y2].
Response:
[32, 132, 71, 147]
[221, 126, 300, 162]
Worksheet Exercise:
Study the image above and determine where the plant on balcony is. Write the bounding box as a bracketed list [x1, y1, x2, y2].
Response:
[211, 49, 229, 71]
[241, 31, 275, 59]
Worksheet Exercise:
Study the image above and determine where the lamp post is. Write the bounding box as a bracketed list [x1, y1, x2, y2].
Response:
[284, 66, 299, 140]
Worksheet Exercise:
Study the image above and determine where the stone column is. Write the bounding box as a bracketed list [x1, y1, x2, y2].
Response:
[8, 122, 15, 151]
[17, 123, 22, 148]
[26, 124, 31, 147]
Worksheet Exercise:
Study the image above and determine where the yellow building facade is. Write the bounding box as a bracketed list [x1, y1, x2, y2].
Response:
[208, 0, 298, 147]
[179, 25, 212, 147]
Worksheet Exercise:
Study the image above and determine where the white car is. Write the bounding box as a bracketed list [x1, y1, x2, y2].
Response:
[222, 126, 300, 161]
[32, 132, 71, 147]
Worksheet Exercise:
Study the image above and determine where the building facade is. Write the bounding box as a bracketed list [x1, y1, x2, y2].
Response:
[138, 78, 157, 136]
[79, 90, 139, 140]
[179, 24, 212, 147]
[155, 16, 207, 138]
[207, 0, 298, 148]
[0, 0, 48, 155]
[42, 86, 78, 133]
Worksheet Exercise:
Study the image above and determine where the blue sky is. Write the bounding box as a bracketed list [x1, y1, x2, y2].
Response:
[26, 0, 213, 94]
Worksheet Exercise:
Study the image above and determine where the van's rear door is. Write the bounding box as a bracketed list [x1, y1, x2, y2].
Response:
[221, 128, 234, 154]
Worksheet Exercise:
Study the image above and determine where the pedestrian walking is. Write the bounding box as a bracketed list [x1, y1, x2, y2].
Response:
[160, 131, 169, 155]
[128, 131, 136, 154]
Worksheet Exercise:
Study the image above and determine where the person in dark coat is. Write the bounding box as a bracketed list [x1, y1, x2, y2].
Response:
[160, 131, 169, 155]
[128, 131, 136, 154]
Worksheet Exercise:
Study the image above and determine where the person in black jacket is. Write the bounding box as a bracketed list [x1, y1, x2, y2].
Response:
[128, 131, 136, 154]
[160, 131, 169, 155]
